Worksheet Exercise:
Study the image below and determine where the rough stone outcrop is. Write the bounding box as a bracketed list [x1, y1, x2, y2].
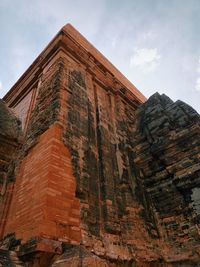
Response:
[0, 100, 22, 266]
[0, 100, 22, 234]
[132, 93, 200, 263]
[0, 99, 22, 139]
[0, 24, 200, 266]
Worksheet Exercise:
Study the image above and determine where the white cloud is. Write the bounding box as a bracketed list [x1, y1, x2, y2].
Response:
[130, 48, 161, 72]
[195, 77, 200, 92]
[15, 0, 106, 37]
[0, 80, 2, 91]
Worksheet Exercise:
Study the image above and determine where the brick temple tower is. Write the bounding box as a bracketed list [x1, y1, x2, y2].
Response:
[0, 24, 200, 266]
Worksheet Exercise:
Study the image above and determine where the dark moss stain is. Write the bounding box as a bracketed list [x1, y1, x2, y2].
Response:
[0, 99, 22, 140]
[132, 92, 200, 244]
[23, 58, 64, 154]
[64, 70, 100, 236]
[0, 101, 22, 186]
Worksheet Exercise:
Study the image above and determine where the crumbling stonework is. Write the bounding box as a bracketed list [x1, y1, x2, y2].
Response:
[132, 93, 200, 263]
[0, 100, 22, 238]
[0, 24, 200, 266]
[0, 101, 23, 266]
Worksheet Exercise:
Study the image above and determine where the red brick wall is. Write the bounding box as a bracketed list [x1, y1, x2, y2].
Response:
[3, 56, 81, 245]
[4, 123, 80, 243]
[2, 54, 158, 261]
[12, 90, 34, 130]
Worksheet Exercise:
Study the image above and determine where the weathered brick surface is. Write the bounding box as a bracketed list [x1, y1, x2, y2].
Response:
[22, 57, 63, 153]
[0, 100, 22, 239]
[4, 123, 81, 244]
[12, 89, 34, 130]
[131, 93, 200, 263]
[0, 249, 24, 266]
[0, 99, 21, 140]
[62, 66, 163, 262]
[0, 25, 200, 267]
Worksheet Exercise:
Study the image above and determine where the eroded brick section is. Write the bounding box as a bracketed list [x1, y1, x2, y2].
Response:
[23, 58, 64, 152]
[0, 99, 21, 140]
[12, 90, 33, 130]
[0, 100, 21, 238]
[132, 93, 200, 263]
[63, 70, 164, 263]
[64, 70, 100, 236]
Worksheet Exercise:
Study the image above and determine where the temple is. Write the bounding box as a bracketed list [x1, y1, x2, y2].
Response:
[0, 24, 200, 267]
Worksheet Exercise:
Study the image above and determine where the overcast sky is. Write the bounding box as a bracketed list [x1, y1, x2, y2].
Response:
[0, 0, 200, 112]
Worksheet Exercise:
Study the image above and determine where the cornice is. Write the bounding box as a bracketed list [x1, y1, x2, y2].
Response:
[3, 24, 146, 107]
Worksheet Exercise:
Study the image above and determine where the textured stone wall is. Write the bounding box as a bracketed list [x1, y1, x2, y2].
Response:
[131, 93, 200, 263]
[62, 66, 162, 263]
[0, 55, 159, 266]
[0, 100, 21, 239]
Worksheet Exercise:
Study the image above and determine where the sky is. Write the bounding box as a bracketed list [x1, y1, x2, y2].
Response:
[0, 0, 200, 112]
